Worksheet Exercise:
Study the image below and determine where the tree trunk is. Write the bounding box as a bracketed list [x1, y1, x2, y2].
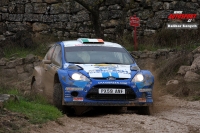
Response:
[73, 0, 104, 38]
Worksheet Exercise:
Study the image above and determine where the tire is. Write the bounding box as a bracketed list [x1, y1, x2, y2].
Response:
[53, 83, 74, 115]
[138, 105, 154, 115]
[53, 83, 63, 110]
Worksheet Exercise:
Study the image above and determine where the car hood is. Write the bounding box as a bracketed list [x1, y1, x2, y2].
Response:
[77, 64, 131, 78]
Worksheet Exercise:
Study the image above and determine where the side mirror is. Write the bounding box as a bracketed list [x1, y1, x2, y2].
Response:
[43, 60, 51, 64]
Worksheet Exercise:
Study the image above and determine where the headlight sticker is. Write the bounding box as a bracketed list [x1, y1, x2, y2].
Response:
[144, 74, 154, 86]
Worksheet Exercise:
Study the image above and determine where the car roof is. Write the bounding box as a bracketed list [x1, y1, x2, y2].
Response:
[62, 38, 123, 48]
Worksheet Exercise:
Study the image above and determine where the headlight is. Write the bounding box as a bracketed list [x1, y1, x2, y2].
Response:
[71, 73, 89, 81]
[132, 73, 144, 82]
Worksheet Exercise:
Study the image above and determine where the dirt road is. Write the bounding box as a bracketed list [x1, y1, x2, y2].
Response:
[29, 95, 200, 133]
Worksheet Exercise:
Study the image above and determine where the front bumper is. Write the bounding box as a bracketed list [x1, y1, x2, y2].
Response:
[61, 78, 153, 107]
[63, 99, 153, 106]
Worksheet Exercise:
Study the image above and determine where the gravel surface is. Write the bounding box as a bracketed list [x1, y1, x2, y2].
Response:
[30, 95, 200, 133]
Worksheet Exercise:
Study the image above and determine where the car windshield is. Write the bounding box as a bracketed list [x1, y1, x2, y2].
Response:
[65, 46, 135, 65]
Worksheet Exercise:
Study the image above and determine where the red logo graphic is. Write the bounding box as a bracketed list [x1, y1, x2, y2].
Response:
[168, 11, 197, 22]
[168, 14, 197, 20]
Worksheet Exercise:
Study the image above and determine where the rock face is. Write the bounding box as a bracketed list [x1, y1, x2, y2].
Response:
[0, 54, 40, 80]
[166, 80, 179, 86]
[165, 46, 200, 96]
[0, 0, 199, 41]
[162, 46, 200, 84]
[177, 66, 191, 75]
[165, 80, 180, 95]
[0, 94, 19, 108]
[0, 94, 11, 108]
[184, 71, 200, 82]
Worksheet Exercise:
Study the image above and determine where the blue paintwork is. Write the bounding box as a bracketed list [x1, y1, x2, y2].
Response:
[55, 42, 154, 107]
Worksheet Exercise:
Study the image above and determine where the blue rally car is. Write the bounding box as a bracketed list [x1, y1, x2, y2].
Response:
[31, 38, 154, 115]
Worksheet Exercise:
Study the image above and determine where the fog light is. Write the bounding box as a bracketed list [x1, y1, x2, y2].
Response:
[71, 91, 79, 97]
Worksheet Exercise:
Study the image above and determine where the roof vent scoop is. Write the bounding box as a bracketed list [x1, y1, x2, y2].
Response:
[77, 38, 104, 44]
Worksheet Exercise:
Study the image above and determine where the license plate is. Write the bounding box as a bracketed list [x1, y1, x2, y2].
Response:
[98, 89, 125, 94]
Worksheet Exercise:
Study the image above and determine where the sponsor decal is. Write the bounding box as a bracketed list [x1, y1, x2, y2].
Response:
[65, 87, 83, 91]
[167, 11, 198, 29]
[89, 69, 129, 74]
[167, 23, 198, 29]
[89, 65, 129, 78]
[78, 64, 131, 78]
[94, 64, 116, 66]
[73, 97, 83, 101]
[138, 98, 146, 102]
[139, 88, 152, 92]
[64, 94, 71, 98]
[98, 81, 127, 85]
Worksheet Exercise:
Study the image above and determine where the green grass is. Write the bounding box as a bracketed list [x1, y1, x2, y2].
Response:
[3, 33, 60, 59]
[0, 87, 63, 124]
[3, 44, 48, 59]
[191, 96, 200, 101]
[5, 98, 62, 124]
[3, 46, 32, 58]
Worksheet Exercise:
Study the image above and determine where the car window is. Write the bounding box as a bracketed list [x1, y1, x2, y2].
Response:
[52, 45, 62, 66]
[44, 45, 56, 60]
[65, 46, 134, 64]
[114, 52, 130, 64]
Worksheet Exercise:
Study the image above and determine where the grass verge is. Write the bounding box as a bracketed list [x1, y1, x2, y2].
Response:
[0, 87, 63, 124]
[5, 98, 62, 124]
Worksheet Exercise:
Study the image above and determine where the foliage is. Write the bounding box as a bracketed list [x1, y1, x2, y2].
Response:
[191, 96, 200, 101]
[138, 28, 200, 51]
[3, 34, 59, 58]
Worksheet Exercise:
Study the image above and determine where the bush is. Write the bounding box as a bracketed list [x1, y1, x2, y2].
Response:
[138, 28, 200, 51]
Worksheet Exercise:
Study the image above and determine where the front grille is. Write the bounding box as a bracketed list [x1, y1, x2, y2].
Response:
[86, 85, 136, 101]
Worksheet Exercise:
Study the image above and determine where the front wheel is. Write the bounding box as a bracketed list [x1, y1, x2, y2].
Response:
[53, 83, 63, 110]
[53, 83, 74, 115]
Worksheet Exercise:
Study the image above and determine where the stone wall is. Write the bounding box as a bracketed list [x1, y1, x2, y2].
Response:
[130, 49, 190, 71]
[0, 0, 200, 42]
[0, 54, 40, 82]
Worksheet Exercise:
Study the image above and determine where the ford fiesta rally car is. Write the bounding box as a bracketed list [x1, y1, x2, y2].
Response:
[31, 38, 154, 115]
